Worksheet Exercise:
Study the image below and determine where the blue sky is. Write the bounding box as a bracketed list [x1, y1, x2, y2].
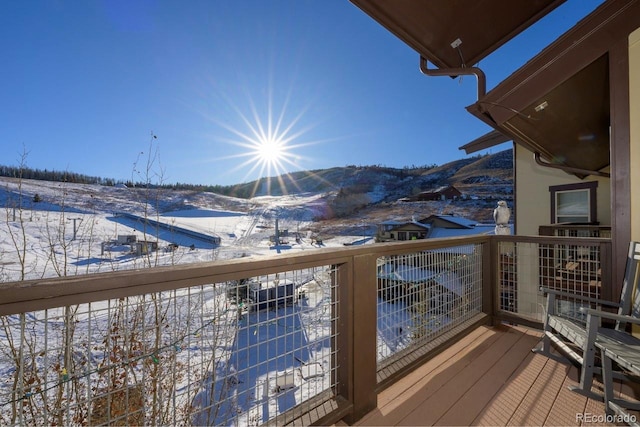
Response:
[1, 0, 603, 186]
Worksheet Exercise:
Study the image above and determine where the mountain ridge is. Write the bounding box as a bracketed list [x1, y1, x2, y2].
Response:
[0, 149, 512, 203]
[234, 148, 513, 201]
[0, 149, 513, 242]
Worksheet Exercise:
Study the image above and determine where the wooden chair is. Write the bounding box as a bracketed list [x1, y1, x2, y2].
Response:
[533, 241, 640, 399]
[591, 310, 640, 422]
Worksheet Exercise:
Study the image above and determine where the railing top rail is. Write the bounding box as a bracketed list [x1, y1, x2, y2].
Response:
[0, 235, 490, 316]
[539, 223, 611, 229]
[494, 235, 611, 245]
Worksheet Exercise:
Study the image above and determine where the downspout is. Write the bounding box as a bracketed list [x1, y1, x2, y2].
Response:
[419, 56, 611, 179]
[419, 56, 486, 99]
[534, 152, 610, 178]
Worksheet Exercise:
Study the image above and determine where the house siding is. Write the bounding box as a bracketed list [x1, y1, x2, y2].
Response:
[514, 144, 610, 236]
[630, 27, 640, 241]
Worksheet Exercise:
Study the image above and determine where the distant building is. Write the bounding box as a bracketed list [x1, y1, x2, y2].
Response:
[132, 240, 158, 256]
[418, 214, 477, 229]
[117, 234, 137, 244]
[385, 221, 430, 241]
[403, 185, 462, 202]
[377, 213, 510, 242]
[250, 280, 295, 311]
[376, 220, 404, 241]
[376, 262, 465, 317]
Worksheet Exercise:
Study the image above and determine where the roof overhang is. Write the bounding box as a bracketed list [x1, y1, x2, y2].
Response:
[466, 0, 640, 177]
[351, 0, 640, 178]
[349, 0, 566, 69]
[459, 130, 512, 155]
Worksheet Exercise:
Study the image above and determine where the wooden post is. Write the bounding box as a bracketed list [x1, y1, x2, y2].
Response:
[353, 253, 378, 419]
[339, 253, 378, 423]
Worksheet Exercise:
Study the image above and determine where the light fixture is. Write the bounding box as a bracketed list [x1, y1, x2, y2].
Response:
[534, 100, 549, 112]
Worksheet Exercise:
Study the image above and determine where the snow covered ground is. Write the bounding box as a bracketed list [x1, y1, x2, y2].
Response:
[0, 177, 373, 282]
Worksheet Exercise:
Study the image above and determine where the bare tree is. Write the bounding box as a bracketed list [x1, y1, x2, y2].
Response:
[4, 148, 31, 280]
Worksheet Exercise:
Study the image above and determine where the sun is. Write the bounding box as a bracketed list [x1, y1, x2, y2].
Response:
[199, 80, 336, 196]
[208, 95, 311, 193]
[255, 137, 287, 165]
[241, 126, 300, 182]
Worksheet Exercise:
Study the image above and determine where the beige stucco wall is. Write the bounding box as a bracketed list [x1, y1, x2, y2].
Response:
[513, 131, 611, 322]
[630, 28, 640, 241]
[514, 144, 611, 236]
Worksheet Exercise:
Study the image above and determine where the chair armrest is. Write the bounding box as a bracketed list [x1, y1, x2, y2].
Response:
[586, 309, 640, 326]
[540, 287, 622, 309]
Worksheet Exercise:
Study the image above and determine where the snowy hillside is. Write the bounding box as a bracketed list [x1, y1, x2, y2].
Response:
[0, 149, 511, 282]
[0, 177, 366, 282]
[230, 149, 513, 201]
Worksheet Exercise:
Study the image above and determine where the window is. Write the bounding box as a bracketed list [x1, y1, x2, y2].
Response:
[549, 181, 597, 224]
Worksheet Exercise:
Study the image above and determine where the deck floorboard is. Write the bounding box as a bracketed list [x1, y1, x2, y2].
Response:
[345, 324, 640, 426]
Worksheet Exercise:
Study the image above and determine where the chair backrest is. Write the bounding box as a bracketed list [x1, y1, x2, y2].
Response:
[616, 241, 640, 329]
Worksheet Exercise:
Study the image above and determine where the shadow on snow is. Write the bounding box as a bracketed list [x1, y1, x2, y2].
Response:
[107, 215, 217, 250]
[191, 306, 311, 426]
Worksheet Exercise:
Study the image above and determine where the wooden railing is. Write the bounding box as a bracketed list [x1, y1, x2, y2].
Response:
[493, 235, 613, 326]
[0, 234, 612, 425]
[539, 223, 612, 238]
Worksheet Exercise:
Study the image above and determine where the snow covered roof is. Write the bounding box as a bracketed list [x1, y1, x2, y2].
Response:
[390, 221, 430, 232]
[416, 185, 461, 195]
[378, 263, 437, 282]
[377, 263, 464, 296]
[379, 219, 404, 225]
[419, 214, 477, 229]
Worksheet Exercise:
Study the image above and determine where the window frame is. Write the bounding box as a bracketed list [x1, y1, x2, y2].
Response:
[549, 181, 598, 224]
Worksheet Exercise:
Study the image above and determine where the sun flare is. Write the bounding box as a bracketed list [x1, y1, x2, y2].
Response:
[200, 81, 334, 196]
[208, 96, 312, 193]
[255, 137, 287, 164]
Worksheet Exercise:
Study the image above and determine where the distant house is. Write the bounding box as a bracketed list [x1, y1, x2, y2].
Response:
[376, 220, 404, 241]
[422, 214, 505, 238]
[378, 214, 506, 242]
[419, 214, 476, 229]
[404, 185, 462, 202]
[387, 221, 430, 241]
[377, 263, 464, 298]
[376, 262, 466, 318]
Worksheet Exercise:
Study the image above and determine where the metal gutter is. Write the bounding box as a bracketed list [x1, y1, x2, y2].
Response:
[419, 56, 486, 100]
[534, 152, 610, 178]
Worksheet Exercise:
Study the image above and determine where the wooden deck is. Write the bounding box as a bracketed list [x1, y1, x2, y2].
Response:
[343, 324, 640, 426]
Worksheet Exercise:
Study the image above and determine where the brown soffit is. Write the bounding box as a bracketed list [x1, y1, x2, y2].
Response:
[466, 0, 640, 175]
[459, 130, 512, 155]
[349, 0, 566, 69]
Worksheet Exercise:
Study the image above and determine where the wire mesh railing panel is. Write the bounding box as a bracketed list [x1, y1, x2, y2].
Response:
[0, 266, 339, 426]
[376, 243, 483, 367]
[497, 240, 604, 323]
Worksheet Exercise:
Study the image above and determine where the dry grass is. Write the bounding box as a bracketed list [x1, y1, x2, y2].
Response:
[90, 385, 145, 426]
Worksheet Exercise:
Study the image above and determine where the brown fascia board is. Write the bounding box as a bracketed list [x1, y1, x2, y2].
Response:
[349, 0, 566, 70]
[466, 0, 640, 128]
[349, 0, 443, 68]
[459, 130, 512, 155]
[468, 1, 567, 70]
